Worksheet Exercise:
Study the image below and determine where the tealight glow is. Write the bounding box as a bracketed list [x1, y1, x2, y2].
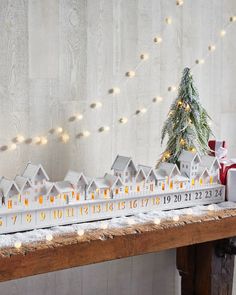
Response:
[46, 234, 53, 241]
[154, 218, 161, 225]
[172, 215, 180, 222]
[77, 229, 85, 236]
[14, 241, 22, 249]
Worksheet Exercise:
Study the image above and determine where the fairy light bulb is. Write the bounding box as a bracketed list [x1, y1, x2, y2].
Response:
[140, 53, 149, 60]
[99, 126, 110, 132]
[82, 130, 90, 137]
[154, 218, 161, 225]
[119, 117, 128, 124]
[207, 204, 215, 211]
[33, 136, 41, 144]
[90, 101, 102, 109]
[208, 45, 216, 52]
[77, 229, 84, 236]
[16, 135, 25, 143]
[180, 138, 185, 145]
[168, 86, 177, 92]
[126, 70, 136, 78]
[76, 113, 83, 120]
[127, 218, 135, 225]
[9, 143, 17, 151]
[14, 241, 22, 249]
[185, 104, 190, 112]
[46, 234, 53, 241]
[56, 127, 63, 134]
[61, 133, 70, 143]
[109, 87, 121, 95]
[177, 100, 183, 106]
[195, 59, 205, 65]
[140, 108, 147, 114]
[40, 137, 48, 145]
[176, 0, 184, 6]
[100, 221, 108, 229]
[186, 208, 193, 215]
[165, 17, 172, 24]
[220, 30, 226, 37]
[153, 96, 163, 103]
[230, 16, 236, 22]
[172, 215, 180, 222]
[153, 36, 162, 44]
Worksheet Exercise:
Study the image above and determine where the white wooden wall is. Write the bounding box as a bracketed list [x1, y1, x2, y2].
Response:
[0, 0, 236, 294]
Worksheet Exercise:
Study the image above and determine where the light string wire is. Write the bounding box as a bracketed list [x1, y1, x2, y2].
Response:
[1, 8, 236, 150]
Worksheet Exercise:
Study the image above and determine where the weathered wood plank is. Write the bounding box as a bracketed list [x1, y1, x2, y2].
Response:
[0, 209, 236, 283]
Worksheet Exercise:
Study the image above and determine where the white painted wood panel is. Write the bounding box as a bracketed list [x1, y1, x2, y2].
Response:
[0, 0, 235, 294]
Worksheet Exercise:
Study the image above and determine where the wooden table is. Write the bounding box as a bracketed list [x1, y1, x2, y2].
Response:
[1, 208, 236, 295]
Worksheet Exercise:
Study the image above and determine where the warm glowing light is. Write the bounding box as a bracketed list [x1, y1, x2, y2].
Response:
[119, 117, 128, 124]
[99, 126, 110, 132]
[186, 208, 193, 215]
[16, 135, 25, 143]
[168, 86, 177, 92]
[185, 104, 190, 111]
[82, 131, 90, 137]
[77, 229, 84, 236]
[207, 204, 215, 211]
[33, 136, 41, 144]
[172, 215, 180, 222]
[220, 30, 226, 37]
[100, 221, 108, 229]
[46, 234, 53, 241]
[61, 133, 70, 143]
[165, 17, 172, 24]
[76, 114, 83, 120]
[127, 218, 135, 225]
[9, 143, 17, 151]
[109, 87, 121, 95]
[40, 137, 48, 145]
[153, 96, 163, 103]
[180, 138, 185, 146]
[153, 36, 162, 44]
[168, 110, 174, 116]
[195, 59, 205, 65]
[154, 218, 161, 225]
[14, 241, 22, 249]
[176, 0, 184, 6]
[208, 45, 216, 52]
[189, 147, 196, 153]
[140, 53, 149, 60]
[56, 127, 63, 134]
[126, 71, 136, 78]
[177, 100, 183, 106]
[90, 101, 102, 109]
[230, 16, 236, 22]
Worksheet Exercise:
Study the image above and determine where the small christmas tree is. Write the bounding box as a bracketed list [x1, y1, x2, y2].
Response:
[159, 67, 213, 165]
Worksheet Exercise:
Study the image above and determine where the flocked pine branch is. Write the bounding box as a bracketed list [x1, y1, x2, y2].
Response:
[157, 67, 213, 166]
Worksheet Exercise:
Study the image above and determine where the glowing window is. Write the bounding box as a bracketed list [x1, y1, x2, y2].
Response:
[91, 193, 95, 200]
[76, 193, 80, 201]
[115, 188, 119, 194]
[39, 195, 43, 204]
[25, 198, 29, 206]
[137, 185, 140, 192]
[169, 181, 173, 189]
[50, 196, 54, 203]
[125, 186, 129, 194]
[8, 200, 12, 209]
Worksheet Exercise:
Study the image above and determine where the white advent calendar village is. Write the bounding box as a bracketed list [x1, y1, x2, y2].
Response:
[0, 150, 225, 234]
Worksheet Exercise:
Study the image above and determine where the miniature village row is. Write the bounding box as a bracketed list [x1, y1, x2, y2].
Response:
[0, 150, 221, 211]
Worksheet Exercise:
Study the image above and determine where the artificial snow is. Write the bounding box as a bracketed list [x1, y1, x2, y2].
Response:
[0, 201, 235, 249]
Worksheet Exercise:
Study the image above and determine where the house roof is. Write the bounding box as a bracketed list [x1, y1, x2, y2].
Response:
[111, 155, 137, 172]
[138, 165, 152, 176]
[196, 167, 210, 179]
[158, 163, 181, 178]
[14, 175, 32, 191]
[22, 163, 49, 181]
[64, 170, 88, 186]
[104, 173, 123, 189]
[200, 155, 220, 171]
[0, 177, 20, 197]
[55, 181, 74, 193]
[88, 178, 109, 191]
[179, 150, 201, 164]
[135, 168, 147, 182]
[155, 169, 167, 180]
[45, 183, 61, 197]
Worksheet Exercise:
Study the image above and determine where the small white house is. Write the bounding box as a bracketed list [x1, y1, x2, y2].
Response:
[0, 177, 20, 209]
[45, 183, 62, 205]
[200, 155, 220, 183]
[135, 168, 146, 193]
[158, 162, 182, 190]
[111, 155, 138, 184]
[14, 175, 33, 207]
[179, 150, 201, 179]
[55, 181, 75, 204]
[196, 168, 211, 186]
[22, 163, 49, 186]
[87, 178, 110, 200]
[64, 170, 88, 201]
[138, 165, 158, 192]
[104, 174, 123, 198]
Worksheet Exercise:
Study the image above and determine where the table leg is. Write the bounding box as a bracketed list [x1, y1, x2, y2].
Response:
[177, 239, 235, 295]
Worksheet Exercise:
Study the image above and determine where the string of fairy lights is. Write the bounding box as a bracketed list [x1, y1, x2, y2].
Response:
[2, 7, 235, 153]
